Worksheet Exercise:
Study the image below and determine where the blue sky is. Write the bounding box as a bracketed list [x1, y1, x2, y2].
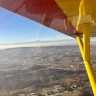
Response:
[0, 8, 73, 44]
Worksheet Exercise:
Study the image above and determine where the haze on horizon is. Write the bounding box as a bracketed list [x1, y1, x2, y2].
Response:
[0, 8, 96, 50]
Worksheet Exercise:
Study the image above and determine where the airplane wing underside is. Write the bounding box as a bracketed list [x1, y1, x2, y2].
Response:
[0, 0, 96, 37]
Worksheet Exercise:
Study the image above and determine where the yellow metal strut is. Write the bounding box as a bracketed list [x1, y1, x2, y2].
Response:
[76, 24, 96, 96]
[76, 0, 96, 95]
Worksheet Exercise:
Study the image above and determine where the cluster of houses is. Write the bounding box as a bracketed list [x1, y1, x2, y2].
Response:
[16, 82, 77, 96]
[43, 82, 78, 96]
[15, 80, 84, 96]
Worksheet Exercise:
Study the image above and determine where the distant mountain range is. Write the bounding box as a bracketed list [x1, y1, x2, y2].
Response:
[0, 39, 95, 50]
[0, 39, 77, 50]
[0, 39, 76, 45]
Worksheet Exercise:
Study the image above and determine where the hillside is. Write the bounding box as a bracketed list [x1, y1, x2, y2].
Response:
[0, 45, 95, 96]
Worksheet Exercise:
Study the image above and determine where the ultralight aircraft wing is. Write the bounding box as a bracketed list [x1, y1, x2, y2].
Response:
[0, 0, 77, 37]
[0, 0, 96, 37]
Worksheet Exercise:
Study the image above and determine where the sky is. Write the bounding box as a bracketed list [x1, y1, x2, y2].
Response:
[0, 8, 73, 44]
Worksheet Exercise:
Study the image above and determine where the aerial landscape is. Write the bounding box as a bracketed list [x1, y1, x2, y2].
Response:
[1, 0, 96, 95]
[0, 43, 95, 96]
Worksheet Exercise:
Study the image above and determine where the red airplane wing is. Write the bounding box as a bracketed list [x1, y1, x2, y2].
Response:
[0, 0, 76, 37]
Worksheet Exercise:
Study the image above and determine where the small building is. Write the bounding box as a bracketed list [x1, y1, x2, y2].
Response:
[30, 93, 40, 96]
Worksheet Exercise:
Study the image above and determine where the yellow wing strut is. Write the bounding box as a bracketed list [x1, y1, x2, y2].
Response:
[76, 0, 96, 95]
[76, 24, 96, 96]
